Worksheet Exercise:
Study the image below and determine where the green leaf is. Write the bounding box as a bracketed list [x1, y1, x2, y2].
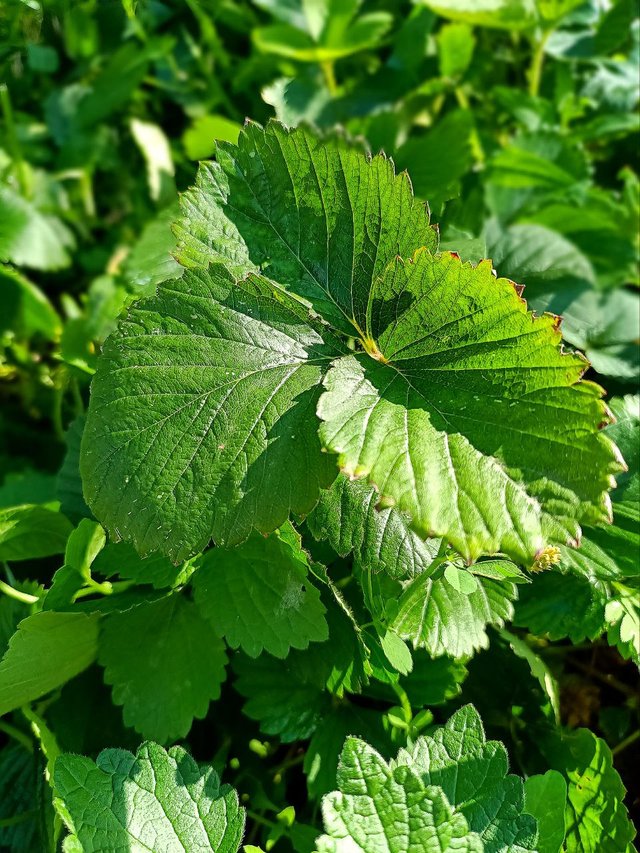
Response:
[317, 736, 483, 853]
[193, 528, 327, 658]
[122, 204, 182, 297]
[395, 110, 474, 208]
[253, 2, 392, 62]
[43, 519, 106, 609]
[0, 264, 61, 340]
[174, 122, 437, 335]
[396, 705, 538, 852]
[0, 186, 75, 271]
[500, 628, 560, 722]
[524, 771, 567, 853]
[437, 23, 476, 78]
[54, 742, 245, 853]
[389, 570, 516, 658]
[0, 611, 99, 716]
[97, 593, 227, 743]
[514, 570, 608, 643]
[0, 505, 73, 561]
[542, 728, 636, 853]
[419, 0, 538, 30]
[605, 585, 640, 665]
[183, 114, 241, 160]
[306, 473, 439, 578]
[317, 250, 621, 563]
[233, 648, 330, 742]
[81, 264, 340, 560]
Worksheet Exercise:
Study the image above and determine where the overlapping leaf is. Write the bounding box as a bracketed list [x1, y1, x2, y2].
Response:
[81, 264, 340, 558]
[83, 122, 622, 564]
[317, 249, 622, 563]
[395, 706, 538, 852]
[98, 593, 227, 743]
[193, 527, 327, 657]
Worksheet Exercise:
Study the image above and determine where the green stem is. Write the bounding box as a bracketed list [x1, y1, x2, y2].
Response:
[0, 84, 29, 196]
[454, 87, 485, 164]
[246, 810, 276, 829]
[528, 30, 550, 97]
[321, 60, 337, 96]
[391, 682, 413, 724]
[612, 729, 640, 756]
[0, 720, 33, 752]
[0, 579, 39, 605]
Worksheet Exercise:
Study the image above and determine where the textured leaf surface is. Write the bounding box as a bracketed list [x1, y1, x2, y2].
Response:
[193, 528, 327, 658]
[318, 250, 622, 563]
[54, 742, 245, 853]
[175, 122, 437, 336]
[306, 473, 439, 578]
[0, 612, 99, 716]
[389, 570, 517, 658]
[98, 594, 227, 743]
[396, 705, 538, 852]
[317, 736, 483, 853]
[81, 264, 339, 559]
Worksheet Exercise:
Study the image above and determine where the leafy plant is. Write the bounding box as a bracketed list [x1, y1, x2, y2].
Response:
[0, 1, 638, 851]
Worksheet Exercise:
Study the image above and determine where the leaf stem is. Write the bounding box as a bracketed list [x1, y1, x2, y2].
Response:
[0, 719, 34, 752]
[612, 728, 640, 756]
[0, 579, 39, 604]
[0, 84, 29, 196]
[321, 60, 337, 95]
[528, 29, 550, 97]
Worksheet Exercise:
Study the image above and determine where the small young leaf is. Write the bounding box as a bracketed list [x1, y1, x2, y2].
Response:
[389, 571, 516, 658]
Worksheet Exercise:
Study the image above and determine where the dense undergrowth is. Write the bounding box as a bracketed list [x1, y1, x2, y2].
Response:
[0, 1, 638, 851]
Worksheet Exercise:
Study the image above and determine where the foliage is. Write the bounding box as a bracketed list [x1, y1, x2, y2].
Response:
[0, 1, 638, 851]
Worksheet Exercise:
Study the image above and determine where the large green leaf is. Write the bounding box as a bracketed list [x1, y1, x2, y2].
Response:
[396, 705, 538, 852]
[54, 742, 245, 853]
[318, 249, 621, 562]
[192, 527, 328, 658]
[174, 122, 438, 335]
[81, 264, 340, 558]
[0, 611, 99, 716]
[85, 122, 620, 564]
[98, 594, 228, 743]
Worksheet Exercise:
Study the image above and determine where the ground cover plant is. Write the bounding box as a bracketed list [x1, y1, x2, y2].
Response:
[0, 0, 638, 851]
